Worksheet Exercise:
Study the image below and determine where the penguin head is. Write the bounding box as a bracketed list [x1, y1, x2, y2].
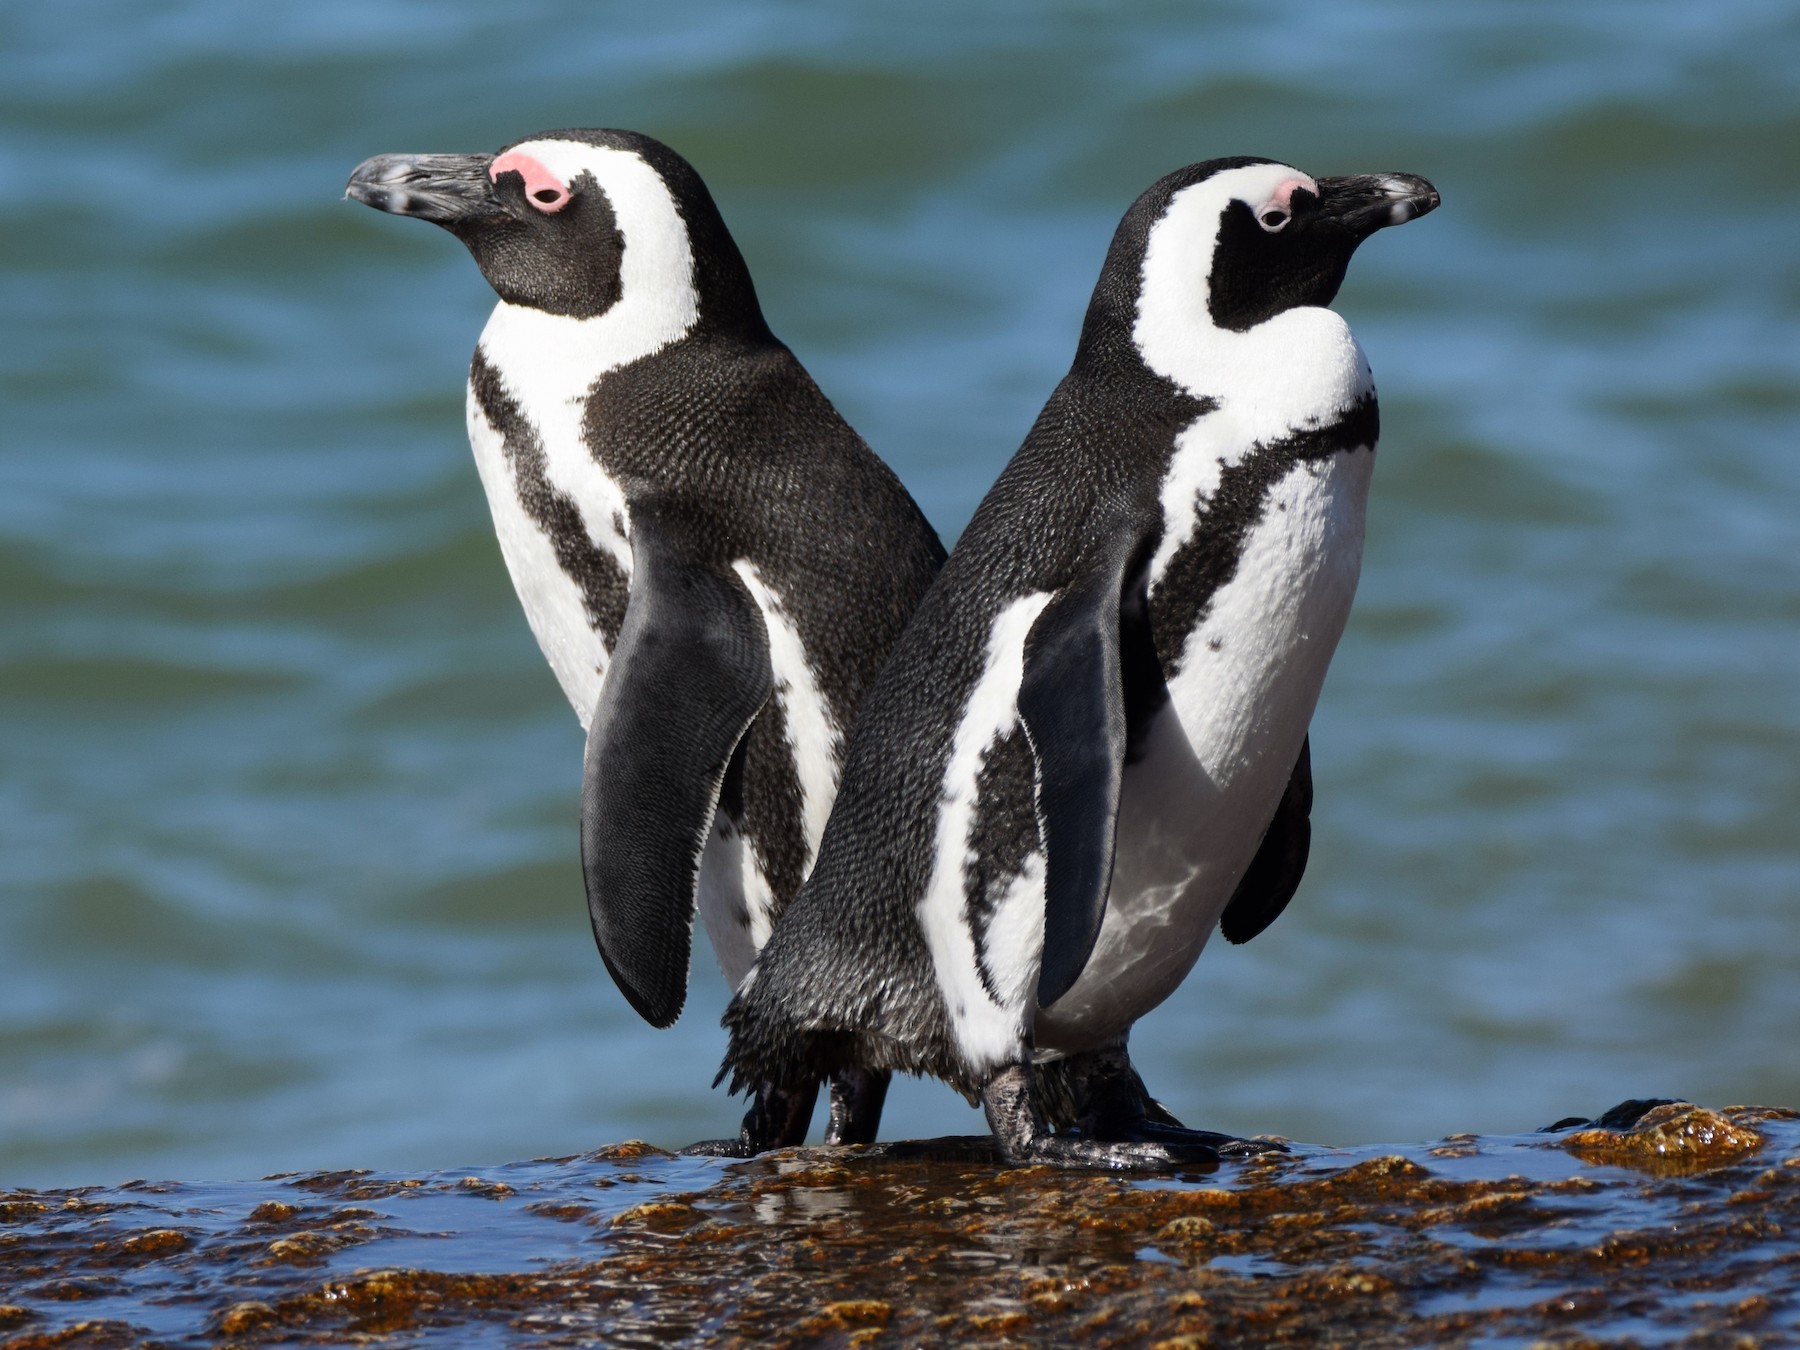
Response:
[347, 129, 768, 336]
[1083, 157, 1438, 363]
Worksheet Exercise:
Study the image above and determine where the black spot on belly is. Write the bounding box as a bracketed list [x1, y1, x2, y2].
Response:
[963, 729, 1040, 1005]
[470, 351, 630, 648]
[1150, 394, 1377, 676]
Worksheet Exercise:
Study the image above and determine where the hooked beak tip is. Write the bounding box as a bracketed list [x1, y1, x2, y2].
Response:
[1378, 174, 1440, 225]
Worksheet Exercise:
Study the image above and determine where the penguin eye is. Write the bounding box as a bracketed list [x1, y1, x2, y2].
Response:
[1258, 208, 1290, 232]
[528, 186, 569, 212]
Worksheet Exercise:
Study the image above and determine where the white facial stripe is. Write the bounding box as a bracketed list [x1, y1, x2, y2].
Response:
[512, 138, 700, 332]
[472, 141, 700, 636]
[476, 137, 696, 407]
[479, 139, 700, 424]
[1138, 166, 1375, 609]
[1134, 164, 1373, 426]
[1138, 164, 1307, 327]
[917, 592, 1051, 1077]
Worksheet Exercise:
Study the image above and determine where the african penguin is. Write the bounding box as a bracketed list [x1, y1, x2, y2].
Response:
[346, 128, 945, 1152]
[723, 158, 1439, 1169]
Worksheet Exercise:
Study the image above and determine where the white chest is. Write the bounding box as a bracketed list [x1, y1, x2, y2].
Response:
[1031, 298, 1377, 1056]
[467, 296, 701, 725]
[466, 307, 842, 991]
[1023, 176, 1392, 1058]
[1034, 439, 1373, 1056]
[465, 382, 620, 723]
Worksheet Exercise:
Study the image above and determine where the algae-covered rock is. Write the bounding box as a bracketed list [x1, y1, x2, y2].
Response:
[1, 1101, 1796, 1348]
[1557, 1101, 1772, 1172]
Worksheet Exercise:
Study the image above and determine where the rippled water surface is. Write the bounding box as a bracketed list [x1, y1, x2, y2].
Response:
[2, 1, 1797, 1187]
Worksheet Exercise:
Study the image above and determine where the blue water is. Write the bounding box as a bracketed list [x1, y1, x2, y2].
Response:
[2, 0, 1797, 1187]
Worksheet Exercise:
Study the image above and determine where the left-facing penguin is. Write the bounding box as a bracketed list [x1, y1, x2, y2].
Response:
[346, 128, 945, 1151]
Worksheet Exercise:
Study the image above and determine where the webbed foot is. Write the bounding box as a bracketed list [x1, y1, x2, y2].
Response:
[678, 1136, 758, 1158]
[1003, 1132, 1221, 1171]
[982, 1063, 1218, 1172]
[680, 1079, 819, 1157]
[1053, 1041, 1288, 1158]
[1085, 1117, 1288, 1158]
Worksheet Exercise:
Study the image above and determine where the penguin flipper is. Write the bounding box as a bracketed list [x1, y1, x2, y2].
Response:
[1218, 735, 1313, 945]
[581, 520, 772, 1028]
[1018, 552, 1134, 1009]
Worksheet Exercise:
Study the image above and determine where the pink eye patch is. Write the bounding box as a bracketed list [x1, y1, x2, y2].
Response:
[490, 151, 572, 213]
[1270, 175, 1318, 213]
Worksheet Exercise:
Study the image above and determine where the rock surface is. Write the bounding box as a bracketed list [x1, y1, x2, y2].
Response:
[2, 1102, 1797, 1347]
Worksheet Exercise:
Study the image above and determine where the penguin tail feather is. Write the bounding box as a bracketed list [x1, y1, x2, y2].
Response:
[716, 988, 856, 1097]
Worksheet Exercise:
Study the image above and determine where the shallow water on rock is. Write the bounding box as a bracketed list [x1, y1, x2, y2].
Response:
[2, 1104, 1796, 1347]
[2, 1, 1799, 1187]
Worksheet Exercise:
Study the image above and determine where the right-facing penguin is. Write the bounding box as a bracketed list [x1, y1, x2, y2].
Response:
[723, 158, 1439, 1169]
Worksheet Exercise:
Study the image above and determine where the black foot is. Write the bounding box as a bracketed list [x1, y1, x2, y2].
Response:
[875, 1135, 1001, 1164]
[982, 1063, 1218, 1173]
[1084, 1116, 1288, 1158]
[824, 1068, 890, 1146]
[678, 1136, 758, 1158]
[1049, 1042, 1288, 1158]
[1007, 1133, 1221, 1171]
[680, 1078, 819, 1157]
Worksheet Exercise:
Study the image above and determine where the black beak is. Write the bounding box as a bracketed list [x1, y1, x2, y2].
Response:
[1311, 173, 1440, 239]
[345, 152, 500, 226]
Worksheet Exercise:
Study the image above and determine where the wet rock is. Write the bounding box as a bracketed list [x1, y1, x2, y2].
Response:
[211, 1300, 277, 1335]
[1558, 1102, 1769, 1173]
[609, 1200, 705, 1230]
[585, 1140, 672, 1162]
[116, 1229, 190, 1258]
[1154, 1215, 1218, 1246]
[455, 1176, 516, 1198]
[0, 1101, 1795, 1347]
[0, 1319, 147, 1349]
